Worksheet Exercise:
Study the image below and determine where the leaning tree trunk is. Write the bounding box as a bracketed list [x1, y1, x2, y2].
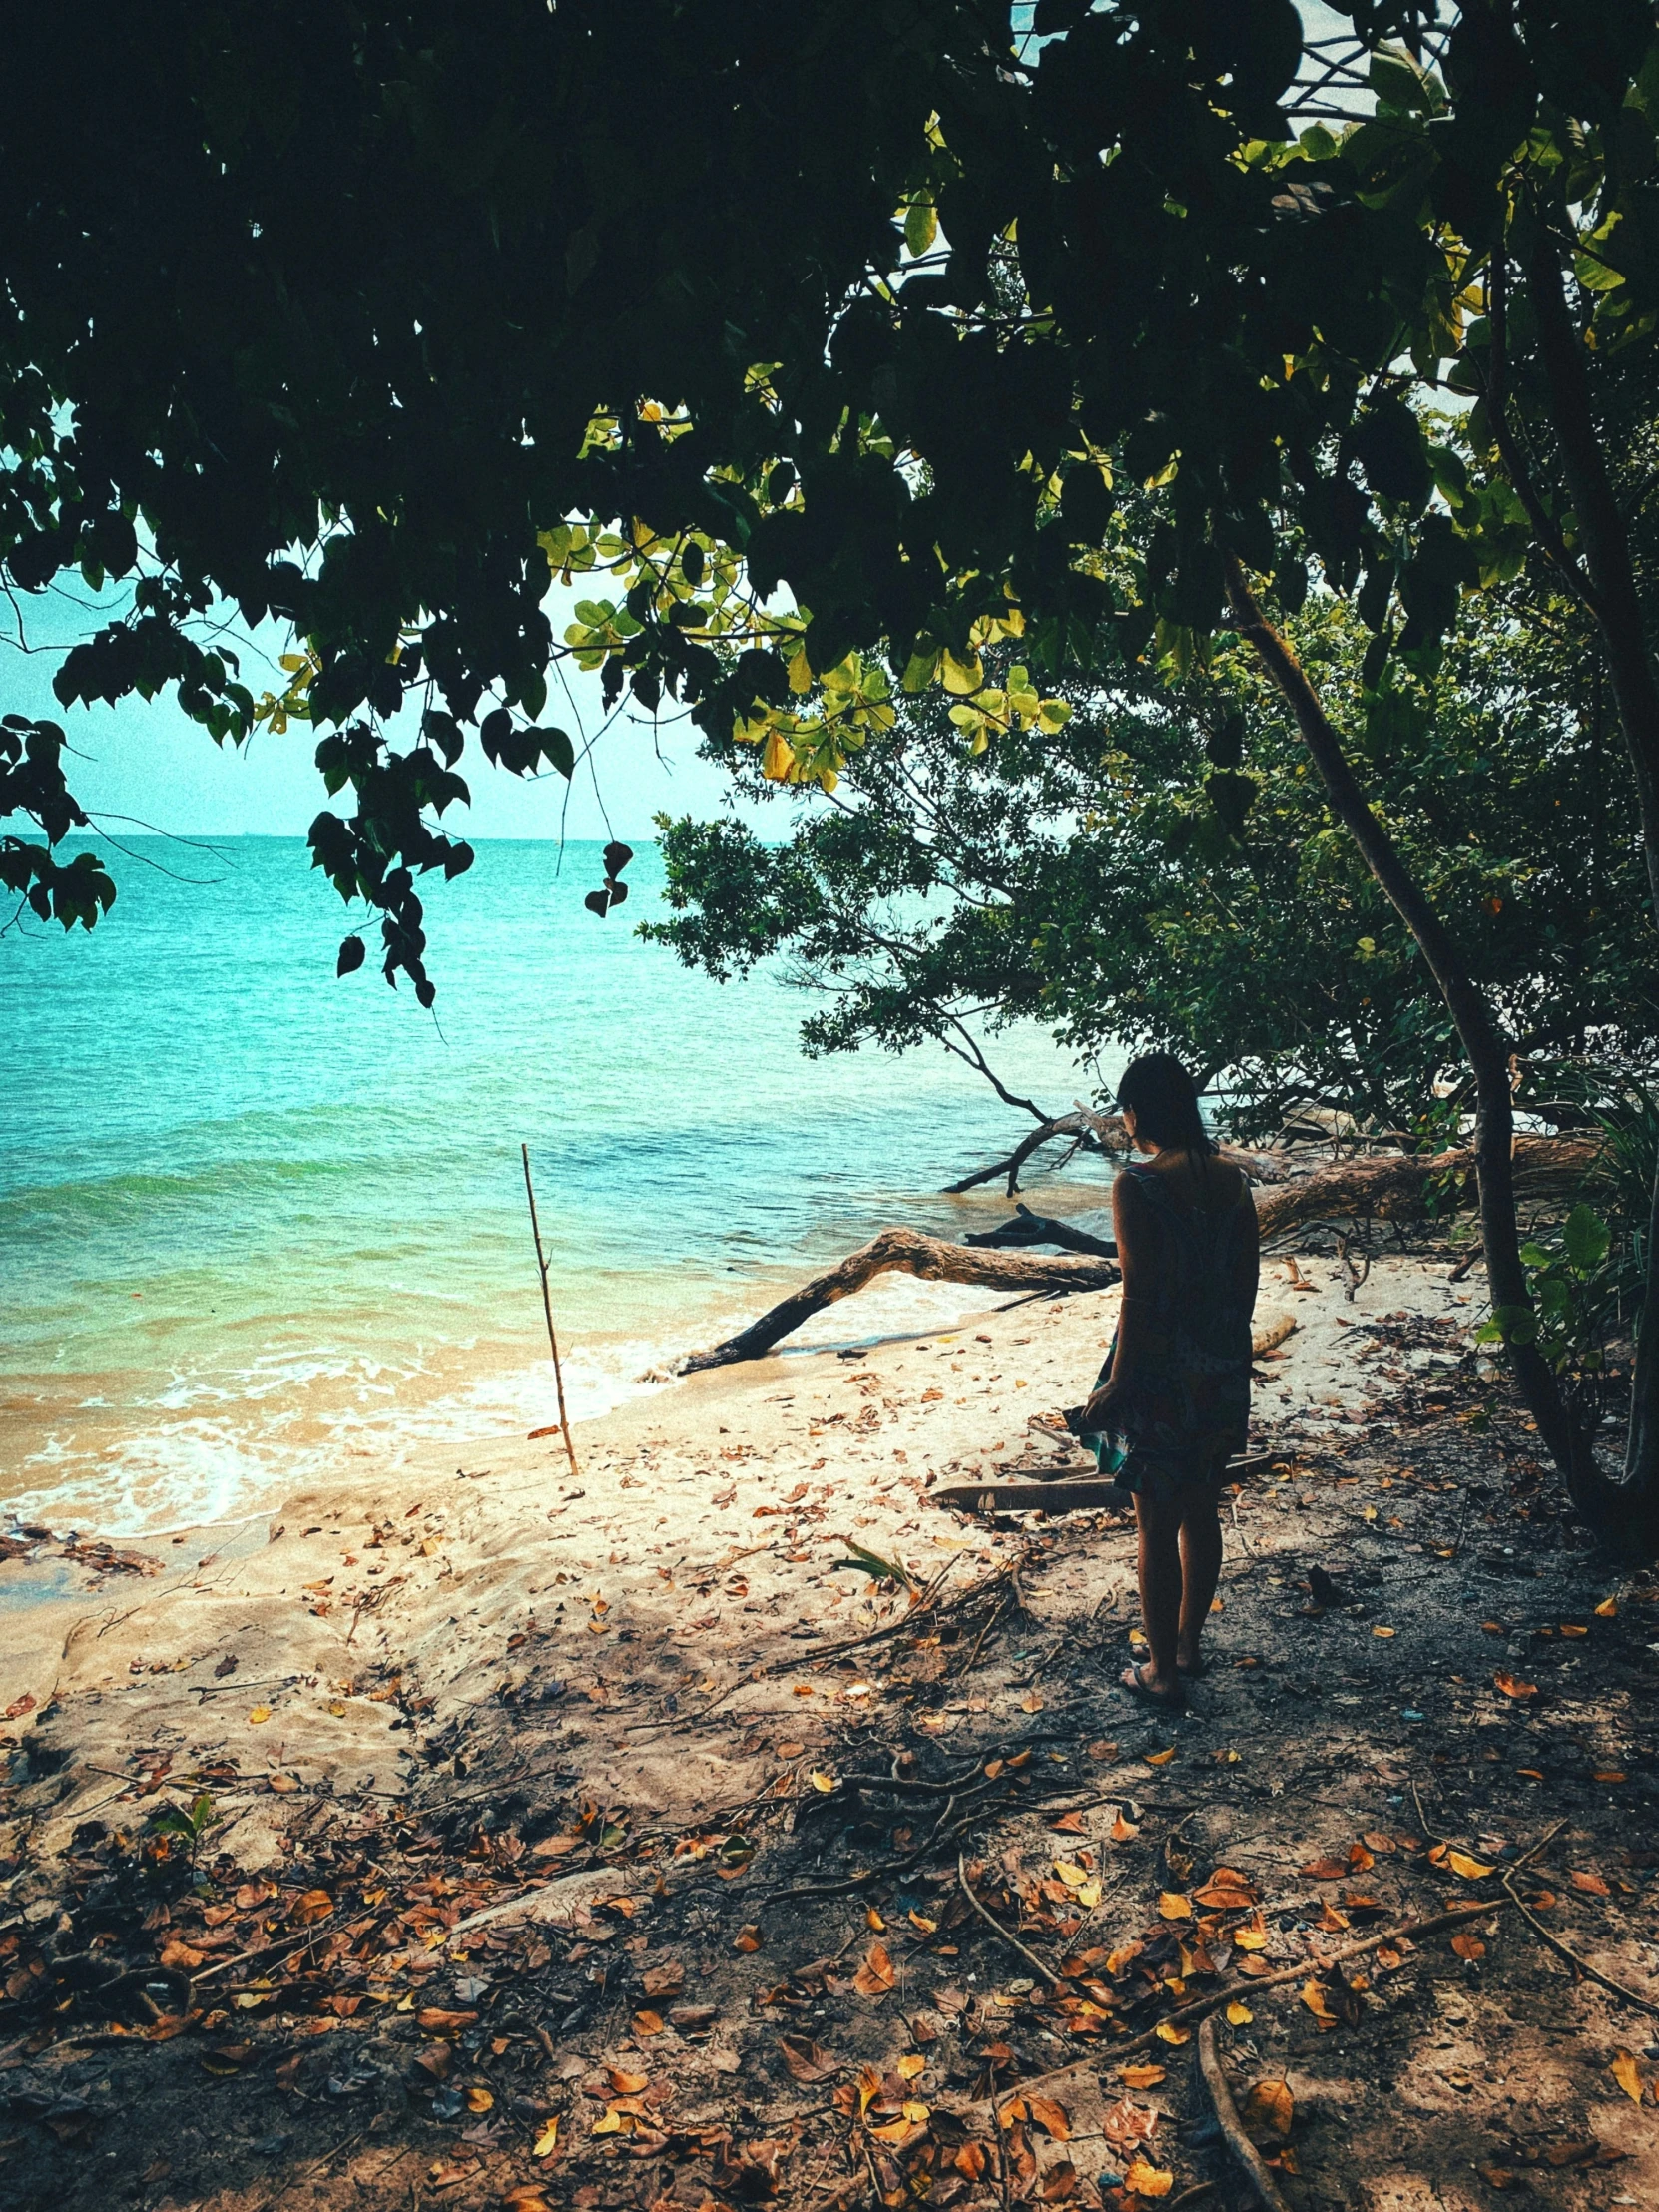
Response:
[670, 1227, 1118, 1373]
[1224, 558, 1614, 1535]
[1252, 1137, 1600, 1240]
[1527, 233, 1659, 1530]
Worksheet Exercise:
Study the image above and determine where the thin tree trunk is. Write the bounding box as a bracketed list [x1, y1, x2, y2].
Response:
[1526, 232, 1659, 1520]
[1224, 559, 1611, 1526]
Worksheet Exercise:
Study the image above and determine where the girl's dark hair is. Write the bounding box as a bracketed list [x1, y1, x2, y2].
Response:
[1116, 1053, 1213, 1162]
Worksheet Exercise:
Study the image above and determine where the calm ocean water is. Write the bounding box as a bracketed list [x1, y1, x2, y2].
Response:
[1, 837, 1111, 1533]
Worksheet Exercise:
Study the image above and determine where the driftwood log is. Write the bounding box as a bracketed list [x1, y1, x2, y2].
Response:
[665, 1137, 1599, 1378]
[942, 1108, 1118, 1197]
[964, 1203, 1117, 1260]
[671, 1227, 1118, 1375]
[1255, 1135, 1599, 1240]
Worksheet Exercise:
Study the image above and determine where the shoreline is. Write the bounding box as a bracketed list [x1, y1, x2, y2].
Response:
[1, 1238, 1480, 1869]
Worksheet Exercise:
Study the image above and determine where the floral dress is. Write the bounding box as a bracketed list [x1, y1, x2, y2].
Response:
[1083, 1161, 1255, 1498]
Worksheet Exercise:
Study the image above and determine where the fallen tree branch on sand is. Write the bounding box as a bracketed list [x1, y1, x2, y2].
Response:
[667, 1227, 1118, 1374]
[1256, 1135, 1598, 1240]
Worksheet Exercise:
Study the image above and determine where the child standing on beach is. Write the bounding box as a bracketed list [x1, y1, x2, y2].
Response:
[1079, 1054, 1258, 1709]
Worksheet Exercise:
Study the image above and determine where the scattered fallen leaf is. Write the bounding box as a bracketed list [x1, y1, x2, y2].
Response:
[733, 1925, 763, 1952]
[810, 1771, 836, 1793]
[1145, 1748, 1176, 1767]
[1445, 1850, 1495, 1881]
[633, 2010, 664, 2037]
[1372, 1626, 1395, 1639]
[1451, 1934, 1485, 1960]
[1026, 2096, 1070, 2140]
[1241, 2079, 1293, 2143]
[853, 1943, 896, 1997]
[1479, 2166, 1515, 2190]
[1154, 2022, 1189, 2045]
[607, 2068, 648, 2094]
[781, 2034, 839, 2084]
[1110, 1809, 1139, 1842]
[1571, 1870, 1611, 1897]
[1494, 1673, 1538, 1701]
[248, 1706, 272, 1725]
[642, 1963, 684, 1998]
[1226, 2001, 1254, 2026]
[1301, 1858, 1347, 1882]
[1157, 1893, 1191, 1921]
[1611, 2050, 1644, 2106]
[1123, 2159, 1173, 2197]
[532, 2119, 559, 2159]
[1594, 1597, 1618, 1618]
[1120, 2065, 1166, 2089]
[418, 2009, 478, 2034]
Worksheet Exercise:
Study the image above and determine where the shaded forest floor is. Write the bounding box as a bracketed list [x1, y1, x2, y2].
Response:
[3, 1228, 1658, 2212]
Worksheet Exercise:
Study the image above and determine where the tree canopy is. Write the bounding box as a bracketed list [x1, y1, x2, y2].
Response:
[652, 586, 1654, 1140]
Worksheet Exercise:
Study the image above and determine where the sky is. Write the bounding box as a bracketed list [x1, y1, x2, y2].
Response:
[3, 574, 771, 843]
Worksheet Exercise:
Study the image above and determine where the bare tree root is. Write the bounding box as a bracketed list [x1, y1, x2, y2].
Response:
[669, 1228, 1118, 1373]
[1196, 2015, 1293, 2212]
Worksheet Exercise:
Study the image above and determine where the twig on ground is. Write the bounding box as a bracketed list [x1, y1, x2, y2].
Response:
[1195, 2015, 1292, 2212]
[956, 1851, 1063, 1990]
[1501, 1862, 1659, 2016]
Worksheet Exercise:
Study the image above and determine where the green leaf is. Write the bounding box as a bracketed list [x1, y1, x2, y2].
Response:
[904, 197, 938, 258]
[1561, 1204, 1611, 1273]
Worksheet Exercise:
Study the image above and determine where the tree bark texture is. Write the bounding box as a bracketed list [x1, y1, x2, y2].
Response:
[1253, 1138, 1599, 1240]
[672, 1228, 1119, 1373]
[1526, 233, 1659, 1520]
[1224, 558, 1611, 1528]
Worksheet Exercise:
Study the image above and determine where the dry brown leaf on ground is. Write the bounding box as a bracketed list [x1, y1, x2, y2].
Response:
[1610, 2050, 1645, 2105]
[1242, 2079, 1294, 2142]
[642, 1962, 684, 1997]
[854, 1943, 896, 1995]
[1119, 2065, 1166, 2089]
[1103, 2099, 1155, 2149]
[1451, 1933, 1485, 1959]
[1494, 1672, 1538, 1700]
[1571, 1870, 1611, 1897]
[780, 2034, 840, 2084]
[1025, 2096, 1070, 2140]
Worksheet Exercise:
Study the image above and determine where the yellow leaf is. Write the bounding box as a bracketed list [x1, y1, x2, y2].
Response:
[1227, 2001, 1255, 2025]
[1594, 1596, 1618, 1617]
[1611, 2049, 1644, 2105]
[1158, 1893, 1192, 1921]
[1372, 1624, 1394, 1637]
[533, 2119, 559, 2159]
[1076, 1882, 1102, 1910]
[810, 1771, 836, 1793]
[248, 1706, 272, 1725]
[466, 2086, 494, 2113]
[1146, 1748, 1177, 1767]
[1155, 2022, 1190, 2045]
[1120, 2064, 1166, 2088]
[1055, 1860, 1089, 1888]
[633, 2009, 664, 2036]
[1301, 1980, 1338, 2024]
[1446, 1850, 1496, 1880]
[897, 2054, 926, 2081]
[901, 2100, 929, 2122]
[941, 648, 984, 696]
[866, 1906, 886, 1931]
[591, 2109, 627, 2136]
[1124, 2158, 1174, 2197]
[1241, 2078, 1294, 2141]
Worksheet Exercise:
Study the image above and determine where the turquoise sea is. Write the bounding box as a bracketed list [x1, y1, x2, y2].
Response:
[1, 836, 1111, 1534]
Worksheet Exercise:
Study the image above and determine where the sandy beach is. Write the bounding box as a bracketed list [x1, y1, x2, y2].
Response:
[1, 1243, 1492, 1864]
[3, 1225, 1656, 2212]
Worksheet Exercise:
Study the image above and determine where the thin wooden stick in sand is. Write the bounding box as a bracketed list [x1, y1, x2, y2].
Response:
[521, 1143, 580, 1483]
